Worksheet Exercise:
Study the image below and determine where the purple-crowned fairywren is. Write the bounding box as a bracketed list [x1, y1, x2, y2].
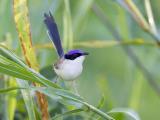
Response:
[44, 12, 88, 85]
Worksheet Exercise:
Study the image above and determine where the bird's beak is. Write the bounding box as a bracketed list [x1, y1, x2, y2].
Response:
[83, 52, 89, 56]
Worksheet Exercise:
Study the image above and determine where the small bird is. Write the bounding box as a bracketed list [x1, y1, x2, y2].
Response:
[44, 12, 88, 81]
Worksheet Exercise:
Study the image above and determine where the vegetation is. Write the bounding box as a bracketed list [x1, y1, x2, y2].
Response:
[0, 0, 160, 120]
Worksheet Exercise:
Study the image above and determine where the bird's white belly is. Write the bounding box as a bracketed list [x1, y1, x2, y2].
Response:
[54, 60, 83, 81]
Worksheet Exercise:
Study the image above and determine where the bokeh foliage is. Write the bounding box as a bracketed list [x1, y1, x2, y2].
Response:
[0, 0, 160, 120]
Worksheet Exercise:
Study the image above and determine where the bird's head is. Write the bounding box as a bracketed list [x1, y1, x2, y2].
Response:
[64, 49, 89, 63]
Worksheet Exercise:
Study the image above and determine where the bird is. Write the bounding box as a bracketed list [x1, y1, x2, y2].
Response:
[43, 12, 88, 82]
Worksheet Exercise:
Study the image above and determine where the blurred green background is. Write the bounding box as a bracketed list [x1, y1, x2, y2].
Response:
[1, 0, 160, 120]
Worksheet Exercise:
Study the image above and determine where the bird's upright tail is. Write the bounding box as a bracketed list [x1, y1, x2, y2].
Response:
[44, 12, 64, 58]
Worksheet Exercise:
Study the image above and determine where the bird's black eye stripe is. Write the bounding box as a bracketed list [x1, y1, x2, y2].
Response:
[65, 53, 81, 60]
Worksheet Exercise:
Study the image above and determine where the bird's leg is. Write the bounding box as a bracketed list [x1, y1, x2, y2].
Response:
[53, 76, 59, 83]
[53, 76, 67, 88]
[61, 80, 67, 89]
[72, 80, 79, 96]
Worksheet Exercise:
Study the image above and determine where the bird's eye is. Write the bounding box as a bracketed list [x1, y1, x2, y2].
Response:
[65, 53, 81, 60]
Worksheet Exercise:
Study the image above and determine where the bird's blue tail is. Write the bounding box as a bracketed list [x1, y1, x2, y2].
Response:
[44, 12, 64, 58]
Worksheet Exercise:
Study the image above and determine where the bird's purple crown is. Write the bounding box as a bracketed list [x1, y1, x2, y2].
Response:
[67, 50, 84, 55]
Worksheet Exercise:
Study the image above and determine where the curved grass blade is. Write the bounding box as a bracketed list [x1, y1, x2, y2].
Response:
[0, 46, 60, 88]
[108, 108, 140, 120]
[0, 55, 59, 88]
[0, 87, 23, 94]
[0, 45, 27, 67]
[88, 95, 105, 119]
[32, 87, 115, 120]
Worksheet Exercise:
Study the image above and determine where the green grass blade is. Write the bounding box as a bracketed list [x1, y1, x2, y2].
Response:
[6, 78, 17, 120]
[88, 95, 105, 119]
[108, 108, 140, 120]
[0, 45, 27, 67]
[0, 55, 59, 88]
[129, 70, 143, 110]
[63, 0, 73, 50]
[73, 0, 94, 30]
[32, 87, 115, 120]
[0, 87, 22, 94]
[32, 87, 84, 103]
[0, 46, 60, 88]
[17, 79, 36, 120]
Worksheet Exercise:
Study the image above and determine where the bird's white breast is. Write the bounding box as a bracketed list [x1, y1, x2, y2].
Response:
[54, 56, 85, 81]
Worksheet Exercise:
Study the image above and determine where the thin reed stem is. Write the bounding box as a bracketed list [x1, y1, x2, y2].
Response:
[92, 3, 160, 97]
